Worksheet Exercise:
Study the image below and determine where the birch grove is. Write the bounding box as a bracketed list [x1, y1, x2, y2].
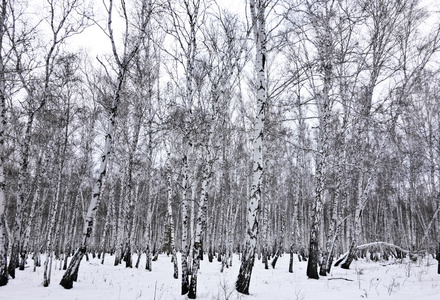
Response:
[0, 0, 438, 297]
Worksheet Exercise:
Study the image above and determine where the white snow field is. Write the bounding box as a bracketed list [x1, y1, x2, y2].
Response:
[1, 253, 439, 300]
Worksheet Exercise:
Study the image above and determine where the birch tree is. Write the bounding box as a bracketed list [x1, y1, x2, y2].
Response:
[8, 0, 90, 279]
[164, 0, 204, 294]
[43, 53, 79, 287]
[166, 151, 178, 279]
[340, 0, 438, 269]
[0, 0, 7, 287]
[60, 0, 151, 289]
[236, 0, 267, 294]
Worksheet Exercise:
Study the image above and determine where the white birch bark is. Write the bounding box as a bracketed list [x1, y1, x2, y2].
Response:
[21, 151, 45, 271]
[341, 166, 376, 269]
[8, 0, 90, 278]
[188, 151, 213, 298]
[43, 90, 71, 287]
[60, 68, 124, 288]
[100, 153, 114, 265]
[180, 152, 191, 294]
[178, 0, 199, 292]
[114, 167, 128, 265]
[166, 153, 178, 279]
[60, 0, 150, 289]
[0, 0, 8, 285]
[306, 0, 333, 279]
[144, 195, 154, 271]
[236, 0, 267, 294]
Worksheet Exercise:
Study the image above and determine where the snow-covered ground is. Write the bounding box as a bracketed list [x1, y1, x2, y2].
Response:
[1, 253, 439, 299]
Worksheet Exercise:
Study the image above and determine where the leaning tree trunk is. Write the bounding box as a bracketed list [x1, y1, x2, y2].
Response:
[60, 68, 123, 288]
[236, 0, 267, 295]
[58, 10, 146, 282]
[341, 164, 375, 269]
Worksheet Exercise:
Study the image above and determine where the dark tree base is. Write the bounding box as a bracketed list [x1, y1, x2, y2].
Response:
[188, 247, 202, 299]
[0, 272, 7, 286]
[341, 242, 356, 269]
[289, 246, 294, 273]
[306, 259, 319, 279]
[60, 247, 85, 289]
[172, 255, 178, 279]
[181, 278, 189, 295]
[341, 254, 355, 269]
[8, 245, 19, 279]
[145, 255, 152, 271]
[188, 275, 197, 299]
[271, 250, 280, 269]
[135, 253, 141, 268]
[208, 247, 213, 263]
[307, 241, 319, 279]
[236, 255, 255, 295]
[181, 259, 189, 295]
[437, 243, 440, 274]
[19, 252, 26, 271]
[124, 250, 132, 268]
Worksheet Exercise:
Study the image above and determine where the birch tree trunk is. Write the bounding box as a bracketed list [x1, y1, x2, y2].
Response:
[320, 141, 345, 276]
[43, 87, 71, 287]
[0, 0, 8, 285]
[119, 109, 142, 268]
[173, 0, 200, 293]
[181, 153, 190, 295]
[188, 152, 213, 298]
[341, 168, 375, 269]
[236, 0, 267, 294]
[20, 151, 45, 271]
[306, 0, 333, 279]
[100, 152, 115, 265]
[60, 70, 123, 289]
[9, 0, 90, 278]
[60, 0, 150, 289]
[166, 153, 178, 279]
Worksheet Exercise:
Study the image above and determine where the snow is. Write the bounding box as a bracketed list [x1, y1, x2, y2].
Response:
[1, 253, 439, 300]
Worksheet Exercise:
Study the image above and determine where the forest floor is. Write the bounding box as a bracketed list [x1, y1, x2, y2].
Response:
[1, 253, 439, 300]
